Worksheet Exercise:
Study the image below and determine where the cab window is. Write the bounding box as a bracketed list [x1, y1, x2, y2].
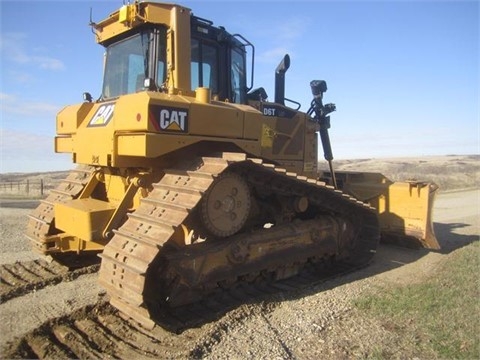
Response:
[231, 48, 245, 104]
[191, 39, 219, 95]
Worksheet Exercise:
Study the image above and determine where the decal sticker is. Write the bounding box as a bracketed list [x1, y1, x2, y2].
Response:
[261, 104, 297, 119]
[88, 103, 115, 127]
[261, 124, 274, 148]
[263, 107, 277, 116]
[151, 106, 188, 132]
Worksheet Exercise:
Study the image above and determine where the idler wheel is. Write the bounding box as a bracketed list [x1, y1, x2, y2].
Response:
[200, 172, 251, 237]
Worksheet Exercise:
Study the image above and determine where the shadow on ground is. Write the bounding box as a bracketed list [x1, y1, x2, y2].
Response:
[152, 219, 479, 332]
[434, 222, 479, 254]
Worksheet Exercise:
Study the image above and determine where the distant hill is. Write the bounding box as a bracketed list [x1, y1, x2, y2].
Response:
[319, 154, 479, 191]
[1, 155, 478, 196]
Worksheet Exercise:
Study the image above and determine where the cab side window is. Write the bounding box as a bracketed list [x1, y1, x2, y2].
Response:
[231, 49, 245, 104]
[191, 39, 219, 95]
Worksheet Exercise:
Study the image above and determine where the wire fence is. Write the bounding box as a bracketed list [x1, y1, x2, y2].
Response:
[0, 179, 55, 197]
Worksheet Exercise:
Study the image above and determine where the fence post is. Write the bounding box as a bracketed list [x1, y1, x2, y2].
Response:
[26, 180, 29, 195]
[41, 179, 44, 196]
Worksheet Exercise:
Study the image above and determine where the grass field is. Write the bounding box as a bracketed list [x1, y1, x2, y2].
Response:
[354, 241, 480, 359]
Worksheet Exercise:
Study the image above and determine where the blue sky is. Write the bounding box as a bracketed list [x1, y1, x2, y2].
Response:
[1, 0, 478, 172]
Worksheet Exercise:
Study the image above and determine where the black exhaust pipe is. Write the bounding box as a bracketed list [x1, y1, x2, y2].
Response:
[275, 54, 290, 105]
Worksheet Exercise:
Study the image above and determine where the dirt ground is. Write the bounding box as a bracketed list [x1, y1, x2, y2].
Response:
[0, 172, 478, 358]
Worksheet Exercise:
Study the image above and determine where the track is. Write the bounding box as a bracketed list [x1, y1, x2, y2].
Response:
[25, 165, 95, 254]
[21, 153, 379, 330]
[99, 153, 380, 328]
[0, 259, 99, 303]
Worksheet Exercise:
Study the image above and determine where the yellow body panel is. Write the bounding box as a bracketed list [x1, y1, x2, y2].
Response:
[113, 92, 153, 132]
[56, 103, 94, 135]
[55, 199, 116, 242]
[55, 136, 73, 153]
[54, 233, 107, 253]
[116, 133, 260, 158]
[95, 3, 182, 44]
[103, 173, 129, 202]
[75, 127, 113, 166]
[189, 103, 243, 137]
[55, 91, 269, 168]
[116, 134, 150, 157]
[118, 4, 134, 23]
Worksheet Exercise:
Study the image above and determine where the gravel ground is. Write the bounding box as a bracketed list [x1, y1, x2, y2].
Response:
[0, 188, 478, 358]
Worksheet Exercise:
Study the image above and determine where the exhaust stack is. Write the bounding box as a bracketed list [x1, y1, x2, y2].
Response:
[275, 54, 290, 105]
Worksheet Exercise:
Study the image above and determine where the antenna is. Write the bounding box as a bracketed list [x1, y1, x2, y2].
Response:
[89, 7, 96, 27]
[88, 7, 100, 41]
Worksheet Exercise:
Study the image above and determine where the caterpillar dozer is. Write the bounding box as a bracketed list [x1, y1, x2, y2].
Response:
[27, 1, 439, 328]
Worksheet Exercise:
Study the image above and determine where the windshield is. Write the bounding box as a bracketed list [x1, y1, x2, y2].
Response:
[102, 29, 166, 99]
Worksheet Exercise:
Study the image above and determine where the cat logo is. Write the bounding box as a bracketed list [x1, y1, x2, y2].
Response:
[156, 107, 188, 132]
[87, 103, 115, 127]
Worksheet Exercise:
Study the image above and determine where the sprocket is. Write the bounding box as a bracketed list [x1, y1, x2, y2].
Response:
[199, 172, 251, 237]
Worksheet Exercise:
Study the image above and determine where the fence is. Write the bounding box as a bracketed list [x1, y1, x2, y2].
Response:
[0, 179, 51, 197]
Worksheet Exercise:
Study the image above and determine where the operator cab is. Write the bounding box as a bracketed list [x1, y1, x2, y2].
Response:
[100, 12, 252, 104]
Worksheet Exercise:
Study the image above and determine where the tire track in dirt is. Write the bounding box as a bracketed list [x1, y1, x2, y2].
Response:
[0, 259, 100, 303]
[0, 272, 105, 347]
[3, 299, 280, 359]
[3, 302, 209, 359]
[2, 261, 362, 359]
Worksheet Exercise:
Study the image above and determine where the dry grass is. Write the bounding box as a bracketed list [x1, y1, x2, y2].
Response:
[320, 154, 479, 191]
[0, 171, 69, 198]
[0, 155, 478, 198]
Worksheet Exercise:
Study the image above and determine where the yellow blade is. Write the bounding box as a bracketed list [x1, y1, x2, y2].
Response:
[334, 171, 440, 250]
[376, 181, 439, 249]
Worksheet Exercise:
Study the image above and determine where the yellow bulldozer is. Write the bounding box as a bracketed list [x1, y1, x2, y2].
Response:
[27, 1, 438, 328]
